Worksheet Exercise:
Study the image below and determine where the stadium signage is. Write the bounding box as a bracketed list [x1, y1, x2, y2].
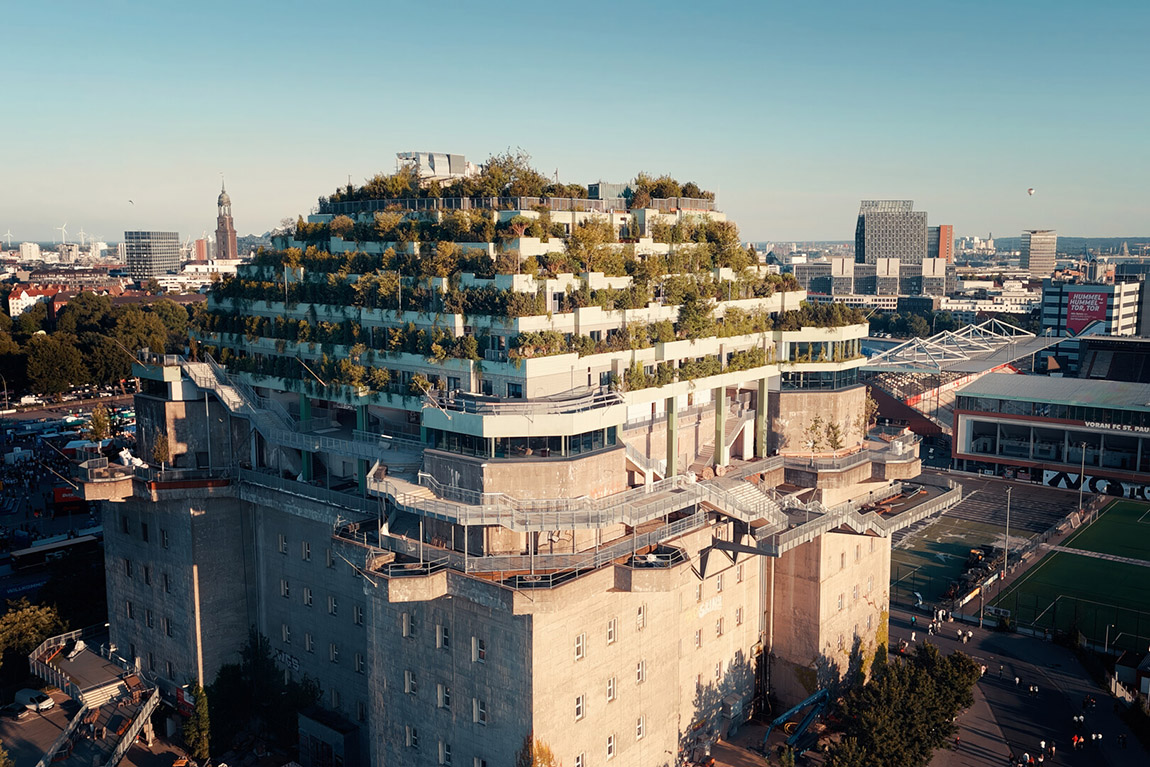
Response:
[1043, 470, 1150, 500]
[1065, 290, 1109, 334]
[1084, 420, 1150, 434]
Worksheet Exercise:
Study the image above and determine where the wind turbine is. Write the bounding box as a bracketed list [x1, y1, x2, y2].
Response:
[3, 230, 12, 247]
[57, 222, 69, 245]
[77, 227, 88, 246]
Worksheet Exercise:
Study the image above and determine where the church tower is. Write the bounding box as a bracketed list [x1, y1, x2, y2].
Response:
[215, 180, 238, 261]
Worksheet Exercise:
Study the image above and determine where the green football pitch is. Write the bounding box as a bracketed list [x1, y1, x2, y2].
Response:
[989, 500, 1150, 653]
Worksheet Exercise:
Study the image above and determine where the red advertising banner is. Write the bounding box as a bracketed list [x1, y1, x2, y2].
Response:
[1065, 290, 1108, 334]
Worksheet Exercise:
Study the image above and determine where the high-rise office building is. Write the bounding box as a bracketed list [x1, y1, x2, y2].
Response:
[215, 182, 238, 261]
[124, 231, 180, 281]
[854, 200, 927, 266]
[1020, 230, 1057, 279]
[927, 224, 954, 262]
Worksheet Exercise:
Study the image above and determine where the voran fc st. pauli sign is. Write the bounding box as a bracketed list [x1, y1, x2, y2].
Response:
[1043, 470, 1150, 500]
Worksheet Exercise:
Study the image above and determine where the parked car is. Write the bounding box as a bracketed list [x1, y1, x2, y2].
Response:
[0, 702, 32, 720]
[14, 689, 54, 711]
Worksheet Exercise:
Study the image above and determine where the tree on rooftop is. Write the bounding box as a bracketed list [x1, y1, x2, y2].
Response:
[329, 215, 355, 240]
[88, 404, 111, 442]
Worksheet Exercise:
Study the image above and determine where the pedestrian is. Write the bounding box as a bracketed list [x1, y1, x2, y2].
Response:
[1039, 739, 1045, 752]
[958, 628, 964, 641]
[1022, 752, 1029, 764]
[955, 735, 960, 748]
[911, 631, 916, 643]
[1033, 684, 1039, 696]
[999, 664, 1004, 678]
[1015, 676, 1021, 687]
[1049, 742, 1055, 757]
[966, 630, 973, 643]
[1097, 733, 1102, 747]
[911, 615, 917, 627]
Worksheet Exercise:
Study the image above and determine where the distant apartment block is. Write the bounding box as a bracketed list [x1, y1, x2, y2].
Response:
[1020, 229, 1057, 280]
[854, 200, 927, 266]
[125, 231, 180, 281]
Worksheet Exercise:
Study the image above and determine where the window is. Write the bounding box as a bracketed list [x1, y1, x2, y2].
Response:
[870, 537, 875, 554]
[126, 601, 134, 620]
[406, 726, 419, 748]
[736, 563, 744, 583]
[838, 634, 844, 650]
[852, 585, 859, 603]
[867, 614, 873, 630]
[636, 660, 646, 683]
[124, 558, 133, 578]
[403, 612, 417, 638]
[715, 662, 722, 681]
[575, 632, 586, 660]
[636, 604, 646, 630]
[575, 695, 585, 721]
[278, 533, 287, 554]
[355, 653, 365, 673]
[855, 544, 861, 563]
[867, 575, 873, 594]
[716, 573, 724, 592]
[606, 676, 617, 702]
[161, 528, 168, 549]
[164, 617, 172, 637]
[695, 583, 703, 603]
[145, 609, 154, 628]
[507, 382, 523, 399]
[302, 541, 311, 561]
[472, 636, 486, 663]
[437, 684, 451, 709]
[141, 522, 149, 543]
[148, 652, 154, 671]
[166, 661, 173, 678]
[331, 688, 340, 708]
[143, 566, 151, 586]
[303, 587, 313, 607]
[735, 607, 743, 626]
[607, 734, 616, 759]
[438, 741, 452, 765]
[437, 623, 450, 649]
[837, 593, 844, 612]
[163, 572, 170, 593]
[405, 670, 418, 694]
[715, 618, 724, 637]
[329, 643, 339, 663]
[357, 701, 366, 723]
[354, 604, 364, 626]
[574, 756, 585, 767]
[473, 698, 487, 725]
[840, 552, 846, 570]
[282, 624, 291, 643]
[120, 515, 130, 534]
[326, 547, 334, 568]
[694, 629, 702, 649]
[280, 579, 290, 598]
[328, 595, 338, 615]
[606, 617, 617, 645]
[636, 716, 645, 740]
[305, 633, 314, 653]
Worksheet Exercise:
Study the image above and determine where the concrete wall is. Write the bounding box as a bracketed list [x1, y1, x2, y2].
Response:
[134, 394, 239, 470]
[769, 385, 867, 456]
[423, 447, 626, 500]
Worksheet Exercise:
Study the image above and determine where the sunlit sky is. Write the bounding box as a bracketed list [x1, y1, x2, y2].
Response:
[4, 1, 1147, 244]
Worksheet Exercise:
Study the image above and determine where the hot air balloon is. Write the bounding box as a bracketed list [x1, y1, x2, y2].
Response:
[1027, 188, 1035, 196]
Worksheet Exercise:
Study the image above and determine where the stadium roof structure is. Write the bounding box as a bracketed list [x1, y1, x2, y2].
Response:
[861, 318, 1063, 374]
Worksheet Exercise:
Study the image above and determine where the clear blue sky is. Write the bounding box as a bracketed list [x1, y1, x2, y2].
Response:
[4, 0, 1147, 244]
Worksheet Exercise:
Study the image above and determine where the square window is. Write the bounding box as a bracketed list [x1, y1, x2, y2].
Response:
[636, 716, 645, 740]
[145, 609, 153, 628]
[636, 660, 646, 683]
[305, 633, 314, 653]
[439, 741, 452, 765]
[303, 588, 313, 606]
[143, 566, 151, 586]
[473, 698, 487, 725]
[124, 558, 133, 578]
[164, 618, 172, 637]
[716, 573, 723, 592]
[278, 533, 287, 554]
[715, 618, 724, 637]
[472, 636, 486, 663]
[575, 632, 586, 660]
[838, 593, 844, 612]
[694, 629, 701, 649]
[405, 670, 418, 694]
[355, 653, 365, 673]
[163, 572, 170, 593]
[437, 624, 450, 649]
[329, 643, 339, 663]
[438, 684, 451, 709]
[281, 579, 290, 598]
[695, 583, 703, 603]
[354, 604, 364, 625]
[329, 595, 338, 615]
[575, 756, 585, 767]
[853, 585, 859, 602]
[403, 612, 417, 638]
[126, 601, 134, 620]
[282, 624, 291, 643]
[607, 734, 616, 759]
[302, 541, 311, 561]
[636, 604, 646, 631]
[406, 726, 419, 748]
[607, 676, 616, 702]
[736, 563, 745, 583]
[161, 529, 169, 549]
[735, 607, 743, 626]
[606, 618, 617, 645]
[575, 695, 585, 721]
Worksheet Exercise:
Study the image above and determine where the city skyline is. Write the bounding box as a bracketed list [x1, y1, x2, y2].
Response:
[4, 1, 1147, 242]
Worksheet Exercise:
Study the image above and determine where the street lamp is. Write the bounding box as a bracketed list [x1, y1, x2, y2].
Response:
[1104, 624, 1116, 654]
[1003, 486, 1012, 577]
[0, 372, 7, 410]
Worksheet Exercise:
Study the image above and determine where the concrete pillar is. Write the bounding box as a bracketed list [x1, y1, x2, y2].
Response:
[755, 378, 769, 458]
[300, 394, 313, 481]
[665, 396, 678, 478]
[714, 386, 729, 466]
[357, 405, 368, 494]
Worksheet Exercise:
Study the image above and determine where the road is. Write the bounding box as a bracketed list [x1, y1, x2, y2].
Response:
[888, 608, 1148, 766]
[2, 394, 134, 421]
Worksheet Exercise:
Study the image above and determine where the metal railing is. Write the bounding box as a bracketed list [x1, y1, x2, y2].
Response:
[624, 442, 667, 477]
[785, 450, 872, 472]
[133, 465, 232, 483]
[36, 704, 90, 767]
[103, 686, 160, 767]
[430, 387, 623, 416]
[319, 195, 643, 216]
[239, 468, 379, 516]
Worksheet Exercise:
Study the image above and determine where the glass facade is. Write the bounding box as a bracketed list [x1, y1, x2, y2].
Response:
[427, 426, 618, 460]
[780, 368, 859, 391]
[964, 418, 1150, 473]
[957, 396, 1150, 431]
